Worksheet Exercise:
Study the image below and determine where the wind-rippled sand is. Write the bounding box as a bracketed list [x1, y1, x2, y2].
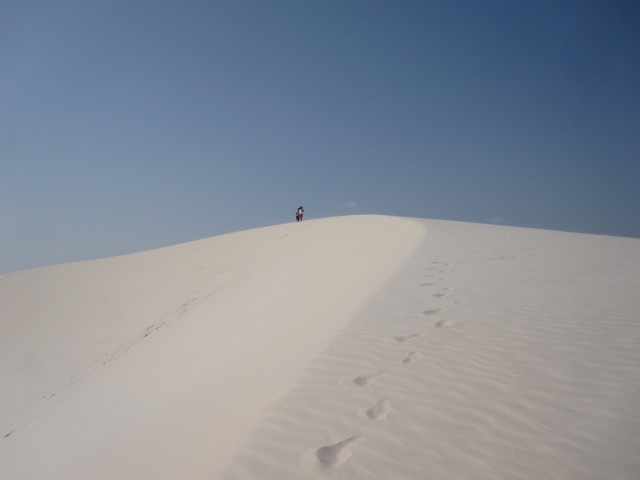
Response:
[223, 220, 640, 480]
[1, 216, 639, 479]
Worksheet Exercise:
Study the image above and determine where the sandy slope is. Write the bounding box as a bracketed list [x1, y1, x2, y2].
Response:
[2, 216, 640, 479]
[0, 215, 423, 480]
[219, 220, 640, 480]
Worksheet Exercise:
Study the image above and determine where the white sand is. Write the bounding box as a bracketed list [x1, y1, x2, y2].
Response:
[1, 216, 639, 479]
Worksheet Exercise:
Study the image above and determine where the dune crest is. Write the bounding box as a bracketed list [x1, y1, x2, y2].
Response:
[3, 217, 640, 479]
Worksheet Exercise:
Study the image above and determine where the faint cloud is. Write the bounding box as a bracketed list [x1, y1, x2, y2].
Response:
[489, 216, 506, 224]
[343, 201, 358, 209]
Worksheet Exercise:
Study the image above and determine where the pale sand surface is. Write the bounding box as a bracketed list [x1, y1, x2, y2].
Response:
[2, 216, 640, 479]
[222, 220, 640, 480]
[0, 215, 423, 479]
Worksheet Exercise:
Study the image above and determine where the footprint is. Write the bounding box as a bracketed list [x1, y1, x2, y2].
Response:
[433, 293, 446, 298]
[365, 400, 391, 420]
[420, 282, 435, 286]
[316, 436, 363, 467]
[435, 318, 455, 329]
[402, 351, 421, 364]
[394, 333, 419, 343]
[422, 309, 440, 316]
[352, 372, 382, 387]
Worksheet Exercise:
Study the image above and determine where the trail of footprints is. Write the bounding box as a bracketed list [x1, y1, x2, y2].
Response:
[311, 258, 460, 469]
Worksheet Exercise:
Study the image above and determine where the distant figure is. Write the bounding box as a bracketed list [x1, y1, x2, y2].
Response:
[296, 205, 304, 222]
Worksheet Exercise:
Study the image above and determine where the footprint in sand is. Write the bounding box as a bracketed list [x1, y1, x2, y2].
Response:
[352, 372, 382, 387]
[315, 436, 363, 468]
[435, 318, 455, 329]
[394, 333, 419, 343]
[422, 309, 440, 316]
[402, 351, 421, 364]
[433, 293, 447, 299]
[420, 282, 435, 286]
[365, 400, 391, 420]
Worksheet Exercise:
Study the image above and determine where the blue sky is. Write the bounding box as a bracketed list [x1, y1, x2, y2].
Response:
[2, 0, 639, 274]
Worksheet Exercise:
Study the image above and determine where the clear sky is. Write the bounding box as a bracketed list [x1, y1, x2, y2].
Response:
[2, 0, 639, 274]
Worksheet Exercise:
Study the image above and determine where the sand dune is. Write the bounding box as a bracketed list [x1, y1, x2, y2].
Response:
[0, 216, 423, 479]
[1, 216, 639, 479]
[221, 220, 640, 480]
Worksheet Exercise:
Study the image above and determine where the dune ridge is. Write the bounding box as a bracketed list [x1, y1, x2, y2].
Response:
[2, 216, 640, 479]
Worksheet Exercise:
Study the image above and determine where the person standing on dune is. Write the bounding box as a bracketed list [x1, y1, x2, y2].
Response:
[296, 206, 304, 222]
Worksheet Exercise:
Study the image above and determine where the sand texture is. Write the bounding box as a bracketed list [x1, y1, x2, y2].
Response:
[1, 216, 639, 479]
